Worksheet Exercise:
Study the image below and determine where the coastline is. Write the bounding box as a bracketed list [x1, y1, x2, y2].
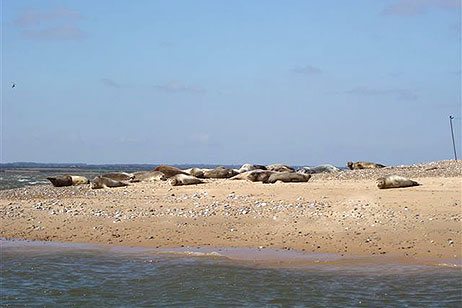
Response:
[3, 238, 461, 269]
[1, 160, 461, 265]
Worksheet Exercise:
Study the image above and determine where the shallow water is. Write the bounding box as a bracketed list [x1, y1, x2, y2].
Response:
[1, 241, 461, 307]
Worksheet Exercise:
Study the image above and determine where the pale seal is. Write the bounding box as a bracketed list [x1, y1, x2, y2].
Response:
[347, 161, 385, 170]
[376, 175, 419, 189]
[264, 172, 311, 184]
[70, 176, 90, 185]
[153, 165, 188, 178]
[168, 174, 204, 186]
[297, 164, 340, 174]
[133, 171, 166, 182]
[238, 164, 267, 173]
[266, 164, 295, 173]
[203, 167, 238, 179]
[102, 172, 134, 181]
[231, 170, 274, 182]
[91, 176, 129, 189]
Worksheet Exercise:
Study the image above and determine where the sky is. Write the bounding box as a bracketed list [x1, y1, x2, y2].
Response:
[1, 0, 461, 166]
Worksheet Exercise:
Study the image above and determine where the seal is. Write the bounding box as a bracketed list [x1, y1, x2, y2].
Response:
[297, 164, 340, 174]
[70, 176, 90, 185]
[133, 171, 166, 182]
[102, 172, 134, 181]
[266, 164, 295, 173]
[231, 170, 274, 182]
[47, 175, 73, 187]
[153, 165, 188, 178]
[91, 176, 129, 189]
[168, 174, 204, 186]
[187, 168, 206, 178]
[376, 175, 419, 189]
[347, 161, 385, 170]
[264, 172, 311, 184]
[238, 164, 267, 173]
[203, 167, 239, 179]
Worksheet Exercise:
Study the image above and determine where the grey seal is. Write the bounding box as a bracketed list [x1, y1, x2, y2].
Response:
[91, 176, 129, 189]
[264, 172, 311, 184]
[168, 174, 204, 186]
[102, 172, 134, 181]
[297, 164, 340, 174]
[203, 167, 238, 179]
[347, 161, 385, 170]
[376, 175, 419, 189]
[153, 165, 188, 178]
[266, 164, 295, 173]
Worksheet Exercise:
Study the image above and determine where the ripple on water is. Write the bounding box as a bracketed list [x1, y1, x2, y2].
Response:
[1, 240, 462, 307]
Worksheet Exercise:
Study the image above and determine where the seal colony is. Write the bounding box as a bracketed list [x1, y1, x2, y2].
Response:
[45, 161, 418, 191]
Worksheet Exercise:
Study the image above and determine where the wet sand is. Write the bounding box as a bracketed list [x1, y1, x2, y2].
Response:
[1, 160, 461, 264]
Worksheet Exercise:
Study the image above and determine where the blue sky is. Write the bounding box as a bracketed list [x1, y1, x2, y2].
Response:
[1, 0, 461, 165]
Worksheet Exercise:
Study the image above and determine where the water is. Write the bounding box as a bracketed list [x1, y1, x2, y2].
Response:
[2, 241, 461, 307]
[0, 170, 102, 190]
[0, 165, 240, 190]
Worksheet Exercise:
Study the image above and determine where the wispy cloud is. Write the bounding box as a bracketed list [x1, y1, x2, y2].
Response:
[15, 7, 82, 26]
[15, 7, 86, 40]
[153, 80, 206, 93]
[292, 65, 322, 75]
[342, 87, 418, 100]
[381, 0, 460, 16]
[101, 78, 121, 88]
[189, 133, 211, 144]
[22, 25, 85, 40]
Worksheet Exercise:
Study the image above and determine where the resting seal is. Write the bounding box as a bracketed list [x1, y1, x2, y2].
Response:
[203, 167, 238, 179]
[376, 175, 419, 189]
[168, 174, 204, 186]
[264, 172, 311, 184]
[47, 175, 89, 187]
[238, 164, 267, 173]
[266, 164, 295, 173]
[91, 176, 128, 189]
[153, 165, 188, 178]
[231, 170, 274, 182]
[187, 168, 206, 178]
[102, 172, 134, 181]
[70, 176, 90, 185]
[47, 175, 73, 187]
[297, 164, 340, 174]
[133, 171, 166, 182]
[347, 161, 385, 170]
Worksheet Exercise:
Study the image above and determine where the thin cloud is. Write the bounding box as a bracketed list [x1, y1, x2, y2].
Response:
[381, 0, 460, 16]
[189, 133, 211, 144]
[343, 87, 418, 100]
[15, 7, 86, 41]
[15, 7, 82, 26]
[153, 80, 206, 93]
[21, 25, 86, 40]
[292, 65, 322, 75]
[101, 78, 121, 88]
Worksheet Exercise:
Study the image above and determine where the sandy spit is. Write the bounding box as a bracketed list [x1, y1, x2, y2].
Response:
[1, 160, 461, 262]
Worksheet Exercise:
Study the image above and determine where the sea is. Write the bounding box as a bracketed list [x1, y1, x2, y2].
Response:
[0, 164, 238, 190]
[2, 240, 461, 307]
[1, 165, 461, 306]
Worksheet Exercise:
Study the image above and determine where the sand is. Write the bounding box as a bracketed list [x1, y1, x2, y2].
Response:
[1, 160, 461, 263]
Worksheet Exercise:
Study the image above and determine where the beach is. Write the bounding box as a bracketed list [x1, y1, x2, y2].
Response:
[1, 160, 461, 264]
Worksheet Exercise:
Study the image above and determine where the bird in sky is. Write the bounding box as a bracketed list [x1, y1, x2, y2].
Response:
[11, 83, 16, 88]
